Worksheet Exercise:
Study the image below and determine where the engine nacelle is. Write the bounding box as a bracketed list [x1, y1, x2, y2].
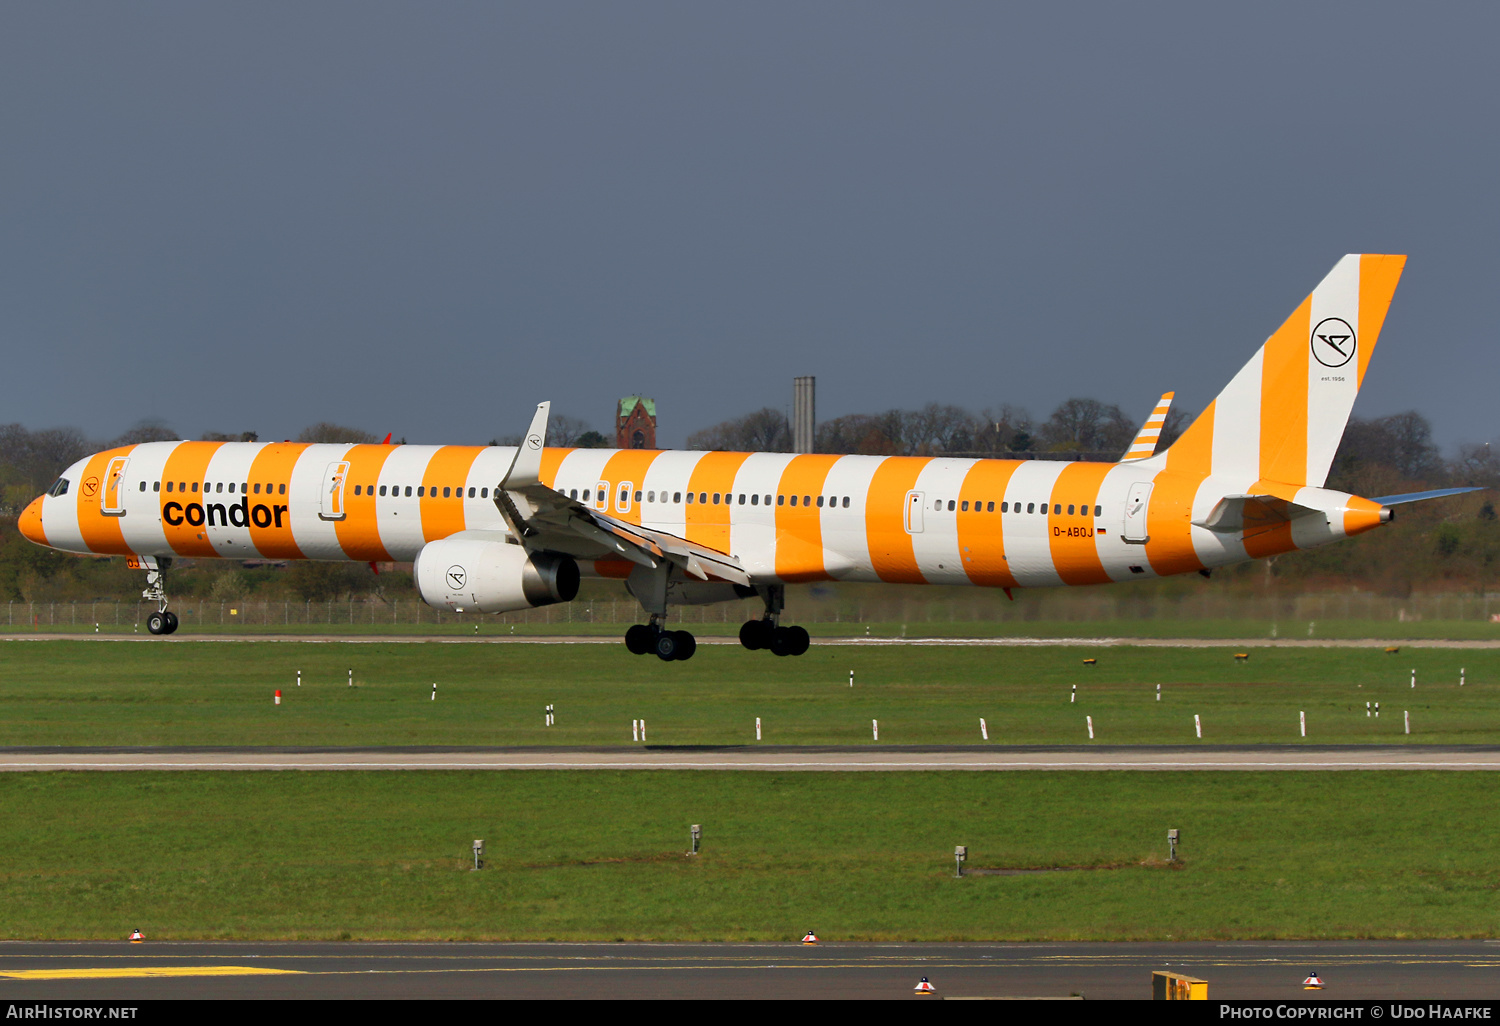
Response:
[414, 533, 580, 613]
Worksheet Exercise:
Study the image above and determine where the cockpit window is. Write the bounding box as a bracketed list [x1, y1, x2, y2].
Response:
[46, 478, 69, 498]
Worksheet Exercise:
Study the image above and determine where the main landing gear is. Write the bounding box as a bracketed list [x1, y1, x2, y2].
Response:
[738, 619, 809, 656]
[738, 584, 809, 656]
[139, 557, 179, 636]
[625, 618, 697, 662]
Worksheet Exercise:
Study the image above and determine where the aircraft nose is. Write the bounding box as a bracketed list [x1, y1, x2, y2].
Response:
[18, 496, 46, 546]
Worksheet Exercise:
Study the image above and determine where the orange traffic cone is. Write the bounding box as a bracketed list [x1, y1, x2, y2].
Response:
[801, 931, 818, 945]
[914, 977, 936, 994]
[129, 929, 143, 943]
[1302, 971, 1324, 990]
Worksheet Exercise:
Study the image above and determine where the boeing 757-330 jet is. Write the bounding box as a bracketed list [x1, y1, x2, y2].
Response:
[17, 254, 1478, 659]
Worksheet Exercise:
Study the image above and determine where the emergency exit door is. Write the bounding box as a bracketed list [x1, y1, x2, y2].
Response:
[905, 491, 925, 534]
[319, 461, 350, 521]
[1122, 482, 1152, 544]
[101, 457, 129, 517]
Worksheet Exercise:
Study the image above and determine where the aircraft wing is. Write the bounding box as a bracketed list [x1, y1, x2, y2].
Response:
[1119, 392, 1175, 462]
[491, 402, 751, 586]
[1193, 493, 1325, 536]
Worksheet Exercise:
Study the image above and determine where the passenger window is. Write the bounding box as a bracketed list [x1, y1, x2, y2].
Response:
[1068, 504, 1075, 515]
[712, 493, 720, 505]
[960, 500, 968, 511]
[443, 487, 451, 498]
[378, 485, 387, 497]
[252, 483, 259, 494]
[138, 481, 145, 492]
[192, 482, 199, 493]
[987, 501, 994, 512]
[418, 486, 426, 497]
[1027, 503, 1035, 513]
[481, 488, 489, 498]
[1001, 501, 1008, 512]
[777, 495, 784, 506]
[1054, 504, 1061, 515]
[674, 492, 682, 503]
[228, 483, 236, 493]
[167, 482, 175, 493]
[569, 489, 577, 499]
[468, 487, 476, 498]
[686, 492, 695, 504]
[750, 494, 758, 505]
[699, 493, 707, 504]
[354, 485, 361, 496]
[933, 499, 940, 511]
[405, 486, 412, 497]
[842, 496, 850, 508]
[817, 496, 825, 508]
[154, 482, 160, 492]
[790, 495, 798, 507]
[279, 484, 286, 495]
[647, 491, 655, 502]
[803, 496, 810, 506]
[1094, 505, 1102, 517]
[738, 494, 746, 505]
[948, 500, 956, 511]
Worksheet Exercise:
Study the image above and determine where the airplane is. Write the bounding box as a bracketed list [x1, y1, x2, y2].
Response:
[17, 254, 1480, 659]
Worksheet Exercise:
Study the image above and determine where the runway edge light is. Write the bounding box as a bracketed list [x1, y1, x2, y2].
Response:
[914, 977, 936, 994]
[129, 929, 143, 943]
[801, 931, 818, 945]
[1303, 971, 1324, 990]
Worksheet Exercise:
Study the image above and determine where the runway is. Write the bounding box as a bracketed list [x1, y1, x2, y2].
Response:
[0, 940, 1495, 999]
[5, 631, 1500, 648]
[0, 744, 1498, 771]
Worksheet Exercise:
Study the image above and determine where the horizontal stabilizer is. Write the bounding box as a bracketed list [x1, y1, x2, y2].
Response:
[1370, 487, 1485, 506]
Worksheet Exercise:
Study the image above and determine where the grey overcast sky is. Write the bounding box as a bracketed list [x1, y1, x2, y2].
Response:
[2, 2, 1498, 451]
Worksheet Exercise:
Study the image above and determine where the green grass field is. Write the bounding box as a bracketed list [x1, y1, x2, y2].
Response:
[0, 640, 1494, 746]
[3, 771, 1498, 941]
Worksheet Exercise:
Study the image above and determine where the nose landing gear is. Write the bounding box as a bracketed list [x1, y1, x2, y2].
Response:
[136, 557, 179, 635]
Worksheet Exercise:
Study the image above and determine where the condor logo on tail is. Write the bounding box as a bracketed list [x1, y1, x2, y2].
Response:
[163, 498, 288, 529]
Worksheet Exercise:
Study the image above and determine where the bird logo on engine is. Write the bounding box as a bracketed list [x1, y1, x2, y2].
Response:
[446, 565, 467, 590]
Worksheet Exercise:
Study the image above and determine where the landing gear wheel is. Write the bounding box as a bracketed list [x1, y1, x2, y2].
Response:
[739, 620, 772, 651]
[674, 631, 696, 661]
[787, 625, 809, 656]
[163, 611, 179, 635]
[625, 624, 655, 655]
[654, 630, 681, 661]
[147, 612, 168, 635]
[769, 626, 793, 657]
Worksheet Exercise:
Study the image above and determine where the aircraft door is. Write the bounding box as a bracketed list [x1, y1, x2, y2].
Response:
[101, 457, 129, 517]
[905, 491, 925, 534]
[1123, 482, 1153, 544]
[319, 461, 350, 521]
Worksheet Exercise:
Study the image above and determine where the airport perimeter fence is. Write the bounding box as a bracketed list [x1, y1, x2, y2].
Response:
[7, 589, 1500, 633]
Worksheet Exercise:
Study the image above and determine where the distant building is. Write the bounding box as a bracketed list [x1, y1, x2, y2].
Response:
[616, 396, 657, 449]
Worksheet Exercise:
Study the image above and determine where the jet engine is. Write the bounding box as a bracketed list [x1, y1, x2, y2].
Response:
[414, 533, 579, 613]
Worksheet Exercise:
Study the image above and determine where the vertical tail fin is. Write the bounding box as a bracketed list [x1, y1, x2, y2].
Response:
[1120, 392, 1175, 462]
[1151, 254, 1406, 487]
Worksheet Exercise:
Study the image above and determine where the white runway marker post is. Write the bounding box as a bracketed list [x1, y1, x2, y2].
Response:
[1194, 714, 1202, 739]
[632, 719, 639, 742]
[1156, 683, 1161, 702]
[755, 717, 762, 741]
[641, 720, 647, 742]
[1086, 715, 1094, 740]
[1411, 669, 1416, 689]
[1461, 667, 1466, 687]
[849, 671, 854, 688]
[430, 683, 436, 701]
[348, 668, 353, 688]
[872, 719, 879, 742]
[1366, 701, 1371, 718]
[1405, 710, 1410, 735]
[980, 717, 988, 741]
[1071, 685, 1076, 704]
[1300, 710, 1306, 737]
[1375, 702, 1380, 718]
[296, 669, 301, 688]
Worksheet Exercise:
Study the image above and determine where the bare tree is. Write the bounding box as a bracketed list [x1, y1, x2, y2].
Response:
[109, 420, 178, 447]
[1037, 398, 1133, 453]
[547, 414, 598, 447]
[296, 423, 379, 444]
[687, 408, 791, 452]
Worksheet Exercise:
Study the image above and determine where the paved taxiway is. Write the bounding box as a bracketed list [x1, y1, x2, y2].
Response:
[0, 941, 1495, 999]
[6, 631, 1500, 648]
[0, 744, 1497, 771]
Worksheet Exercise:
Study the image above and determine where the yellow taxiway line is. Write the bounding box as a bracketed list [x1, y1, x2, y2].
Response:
[0, 966, 303, 980]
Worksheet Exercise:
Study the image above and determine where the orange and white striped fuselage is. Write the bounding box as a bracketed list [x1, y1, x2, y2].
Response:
[18, 440, 1385, 588]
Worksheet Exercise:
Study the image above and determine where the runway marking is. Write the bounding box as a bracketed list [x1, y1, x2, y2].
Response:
[1, 758, 1499, 771]
[0, 966, 303, 980]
